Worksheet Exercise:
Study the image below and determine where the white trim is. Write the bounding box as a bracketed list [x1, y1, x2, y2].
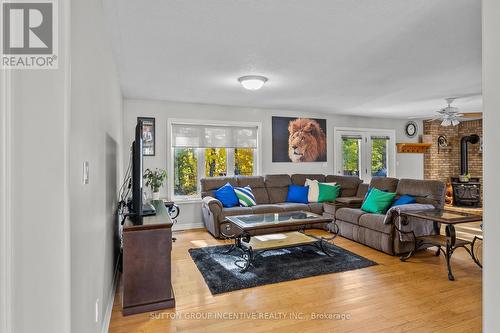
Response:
[333, 127, 397, 182]
[101, 259, 120, 333]
[0, 66, 12, 333]
[173, 222, 205, 231]
[167, 118, 263, 200]
[62, 0, 72, 331]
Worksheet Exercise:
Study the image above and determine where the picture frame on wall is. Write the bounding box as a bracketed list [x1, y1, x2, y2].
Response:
[272, 116, 327, 162]
[138, 117, 155, 156]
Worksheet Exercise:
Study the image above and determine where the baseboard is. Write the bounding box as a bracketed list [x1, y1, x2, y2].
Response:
[101, 257, 120, 333]
[173, 222, 205, 231]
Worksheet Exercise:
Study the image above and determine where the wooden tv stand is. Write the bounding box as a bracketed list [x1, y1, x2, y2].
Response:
[122, 200, 175, 315]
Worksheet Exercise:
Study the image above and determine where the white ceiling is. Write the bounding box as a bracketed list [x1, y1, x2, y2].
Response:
[104, 0, 482, 118]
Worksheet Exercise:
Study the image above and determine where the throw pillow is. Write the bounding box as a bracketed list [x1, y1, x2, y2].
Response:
[317, 183, 341, 202]
[392, 194, 416, 207]
[305, 179, 320, 202]
[214, 182, 239, 208]
[286, 184, 309, 204]
[234, 186, 257, 207]
[361, 188, 397, 214]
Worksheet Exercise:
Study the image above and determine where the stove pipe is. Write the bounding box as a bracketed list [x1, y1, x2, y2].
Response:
[460, 134, 480, 175]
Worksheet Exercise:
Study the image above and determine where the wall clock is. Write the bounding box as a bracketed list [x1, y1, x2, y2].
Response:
[405, 121, 418, 138]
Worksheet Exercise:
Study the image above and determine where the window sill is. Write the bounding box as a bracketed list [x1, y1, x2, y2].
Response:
[171, 197, 203, 204]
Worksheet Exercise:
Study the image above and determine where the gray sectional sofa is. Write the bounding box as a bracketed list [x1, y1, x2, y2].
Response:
[200, 173, 445, 256]
[201, 174, 363, 238]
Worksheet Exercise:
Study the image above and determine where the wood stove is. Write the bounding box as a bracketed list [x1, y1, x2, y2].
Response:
[451, 177, 481, 207]
[451, 134, 481, 207]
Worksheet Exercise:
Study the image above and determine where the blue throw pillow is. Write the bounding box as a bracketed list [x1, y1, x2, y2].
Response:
[214, 183, 239, 208]
[392, 194, 416, 207]
[286, 184, 309, 204]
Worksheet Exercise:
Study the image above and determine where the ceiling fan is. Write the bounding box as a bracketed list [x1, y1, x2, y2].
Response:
[417, 98, 482, 126]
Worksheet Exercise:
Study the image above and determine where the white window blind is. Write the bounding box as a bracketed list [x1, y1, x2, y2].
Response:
[172, 124, 258, 148]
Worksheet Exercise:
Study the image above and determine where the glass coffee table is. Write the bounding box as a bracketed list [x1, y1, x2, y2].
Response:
[222, 211, 336, 272]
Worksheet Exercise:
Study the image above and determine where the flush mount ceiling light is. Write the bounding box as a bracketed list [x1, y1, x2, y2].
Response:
[238, 75, 268, 90]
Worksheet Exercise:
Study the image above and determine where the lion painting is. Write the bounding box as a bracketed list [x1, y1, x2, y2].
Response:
[288, 118, 327, 162]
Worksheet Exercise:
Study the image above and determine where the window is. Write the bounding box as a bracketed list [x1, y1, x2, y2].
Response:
[170, 122, 259, 199]
[173, 148, 198, 196]
[334, 128, 395, 182]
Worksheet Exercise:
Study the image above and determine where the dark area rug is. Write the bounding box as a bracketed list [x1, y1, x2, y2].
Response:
[188, 242, 377, 294]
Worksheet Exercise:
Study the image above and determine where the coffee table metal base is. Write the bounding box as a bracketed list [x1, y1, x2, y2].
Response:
[221, 222, 339, 273]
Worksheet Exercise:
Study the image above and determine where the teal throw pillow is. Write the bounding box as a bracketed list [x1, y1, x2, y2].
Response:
[317, 183, 341, 202]
[361, 188, 397, 214]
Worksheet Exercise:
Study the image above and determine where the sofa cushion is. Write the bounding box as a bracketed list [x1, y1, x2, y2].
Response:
[361, 188, 397, 214]
[214, 183, 239, 208]
[286, 184, 309, 204]
[251, 204, 285, 214]
[219, 206, 253, 222]
[369, 177, 400, 193]
[396, 179, 446, 209]
[234, 186, 257, 207]
[335, 207, 366, 224]
[276, 202, 310, 212]
[336, 197, 364, 205]
[265, 174, 292, 203]
[291, 174, 326, 186]
[237, 176, 270, 204]
[318, 183, 340, 202]
[308, 203, 324, 215]
[391, 194, 416, 207]
[305, 179, 320, 202]
[359, 213, 393, 234]
[325, 175, 362, 197]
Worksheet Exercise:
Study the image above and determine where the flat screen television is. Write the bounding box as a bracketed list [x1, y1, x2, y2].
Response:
[131, 119, 156, 218]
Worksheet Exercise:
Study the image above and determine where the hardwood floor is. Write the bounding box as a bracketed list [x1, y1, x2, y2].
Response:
[109, 229, 482, 333]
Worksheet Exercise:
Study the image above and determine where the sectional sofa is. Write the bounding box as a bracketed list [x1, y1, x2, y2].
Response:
[200, 174, 445, 256]
[201, 174, 363, 237]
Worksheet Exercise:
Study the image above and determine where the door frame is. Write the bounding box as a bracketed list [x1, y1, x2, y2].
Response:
[333, 127, 397, 182]
[0, 68, 12, 333]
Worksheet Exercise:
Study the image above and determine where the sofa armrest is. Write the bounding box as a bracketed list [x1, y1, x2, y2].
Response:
[201, 196, 223, 237]
[336, 197, 364, 205]
[202, 195, 223, 211]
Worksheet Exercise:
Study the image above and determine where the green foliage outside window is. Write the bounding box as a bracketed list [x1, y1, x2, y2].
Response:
[235, 148, 254, 176]
[174, 148, 198, 196]
[371, 138, 388, 176]
[342, 138, 361, 176]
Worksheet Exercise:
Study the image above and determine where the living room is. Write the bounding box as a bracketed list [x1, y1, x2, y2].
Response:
[1, 1, 500, 333]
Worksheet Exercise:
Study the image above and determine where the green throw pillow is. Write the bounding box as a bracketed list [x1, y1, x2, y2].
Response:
[317, 183, 340, 203]
[361, 188, 397, 214]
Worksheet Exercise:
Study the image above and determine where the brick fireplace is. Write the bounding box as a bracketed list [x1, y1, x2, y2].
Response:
[423, 119, 483, 206]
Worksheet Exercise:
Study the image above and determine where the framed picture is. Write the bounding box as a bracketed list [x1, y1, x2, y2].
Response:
[272, 116, 327, 162]
[138, 117, 155, 156]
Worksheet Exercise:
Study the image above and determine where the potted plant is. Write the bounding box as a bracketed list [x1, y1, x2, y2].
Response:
[143, 168, 167, 200]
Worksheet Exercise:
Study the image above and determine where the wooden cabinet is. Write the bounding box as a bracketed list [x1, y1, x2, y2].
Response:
[122, 200, 175, 315]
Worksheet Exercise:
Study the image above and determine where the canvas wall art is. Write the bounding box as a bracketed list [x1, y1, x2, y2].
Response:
[272, 116, 327, 162]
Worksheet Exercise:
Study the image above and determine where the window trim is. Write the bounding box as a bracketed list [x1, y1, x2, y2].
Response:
[333, 127, 396, 182]
[167, 118, 262, 201]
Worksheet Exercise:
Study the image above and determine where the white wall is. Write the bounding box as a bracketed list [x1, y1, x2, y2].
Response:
[123, 99, 423, 229]
[1, 1, 71, 332]
[0, 0, 123, 332]
[482, 0, 500, 331]
[70, 0, 123, 333]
